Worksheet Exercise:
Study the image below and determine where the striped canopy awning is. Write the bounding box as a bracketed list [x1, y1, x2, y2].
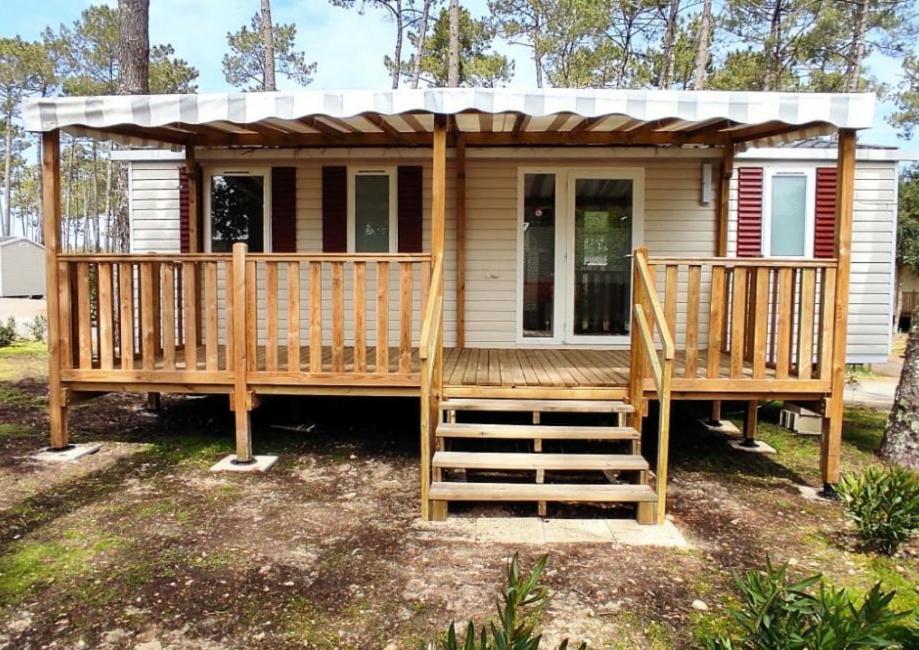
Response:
[21, 88, 876, 149]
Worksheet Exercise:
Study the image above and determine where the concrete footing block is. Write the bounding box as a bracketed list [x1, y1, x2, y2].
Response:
[32, 443, 102, 463]
[728, 439, 776, 454]
[698, 418, 741, 436]
[210, 454, 278, 473]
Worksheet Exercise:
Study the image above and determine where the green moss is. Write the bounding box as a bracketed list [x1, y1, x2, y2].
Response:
[0, 535, 118, 606]
[0, 423, 34, 438]
[0, 341, 47, 359]
[0, 386, 46, 409]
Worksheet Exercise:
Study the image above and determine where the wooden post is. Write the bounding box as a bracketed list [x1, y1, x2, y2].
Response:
[455, 134, 466, 347]
[231, 242, 254, 464]
[821, 129, 856, 492]
[185, 143, 199, 253]
[710, 144, 734, 425]
[42, 130, 70, 450]
[743, 400, 759, 447]
[421, 115, 448, 521]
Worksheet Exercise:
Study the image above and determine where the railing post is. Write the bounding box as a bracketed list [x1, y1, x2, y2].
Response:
[231, 242, 254, 464]
[629, 247, 647, 428]
[42, 130, 71, 451]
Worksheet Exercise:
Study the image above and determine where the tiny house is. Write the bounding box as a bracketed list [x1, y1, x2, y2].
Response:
[23, 88, 885, 524]
[0, 237, 46, 298]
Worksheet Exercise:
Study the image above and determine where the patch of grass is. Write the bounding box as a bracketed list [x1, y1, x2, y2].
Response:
[0, 535, 119, 606]
[0, 385, 46, 410]
[0, 341, 47, 359]
[0, 423, 34, 438]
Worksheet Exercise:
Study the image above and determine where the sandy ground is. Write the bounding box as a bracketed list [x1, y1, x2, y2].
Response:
[0, 348, 915, 649]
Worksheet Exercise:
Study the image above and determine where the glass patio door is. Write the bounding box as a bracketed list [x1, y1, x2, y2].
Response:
[566, 173, 636, 343]
[519, 169, 639, 344]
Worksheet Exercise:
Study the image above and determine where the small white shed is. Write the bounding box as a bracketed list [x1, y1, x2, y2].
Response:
[0, 237, 46, 297]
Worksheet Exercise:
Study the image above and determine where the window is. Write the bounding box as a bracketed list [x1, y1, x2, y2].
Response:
[764, 170, 814, 257]
[349, 169, 397, 252]
[207, 170, 269, 253]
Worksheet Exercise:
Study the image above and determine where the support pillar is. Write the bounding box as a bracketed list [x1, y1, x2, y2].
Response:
[710, 145, 734, 429]
[231, 242, 254, 464]
[821, 129, 857, 494]
[742, 400, 759, 448]
[42, 130, 71, 451]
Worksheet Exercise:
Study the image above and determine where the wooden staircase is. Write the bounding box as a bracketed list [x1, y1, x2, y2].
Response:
[428, 398, 657, 522]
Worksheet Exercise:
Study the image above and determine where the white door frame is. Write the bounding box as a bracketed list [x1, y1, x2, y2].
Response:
[516, 167, 644, 347]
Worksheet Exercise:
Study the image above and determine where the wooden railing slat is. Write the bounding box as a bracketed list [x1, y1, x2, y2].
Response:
[204, 262, 218, 371]
[98, 263, 114, 369]
[684, 265, 700, 378]
[818, 268, 837, 381]
[353, 261, 366, 372]
[182, 262, 196, 371]
[58, 262, 74, 369]
[161, 263, 176, 370]
[751, 267, 769, 378]
[729, 267, 748, 378]
[141, 262, 156, 370]
[664, 264, 678, 338]
[287, 261, 300, 372]
[266, 262, 279, 372]
[399, 261, 413, 374]
[775, 268, 794, 379]
[246, 260, 257, 371]
[76, 262, 92, 368]
[707, 266, 726, 379]
[331, 261, 345, 373]
[377, 261, 390, 373]
[309, 261, 322, 372]
[797, 268, 817, 379]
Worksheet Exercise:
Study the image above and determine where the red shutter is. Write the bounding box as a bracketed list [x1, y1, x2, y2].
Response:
[271, 167, 297, 252]
[179, 166, 190, 253]
[736, 167, 764, 257]
[814, 167, 837, 259]
[397, 165, 423, 252]
[322, 166, 347, 252]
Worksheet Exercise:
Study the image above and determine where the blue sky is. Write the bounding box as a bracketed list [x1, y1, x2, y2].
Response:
[2, 0, 911, 147]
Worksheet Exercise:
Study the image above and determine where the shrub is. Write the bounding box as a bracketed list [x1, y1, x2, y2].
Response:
[837, 466, 919, 555]
[421, 553, 586, 650]
[702, 558, 908, 650]
[24, 315, 47, 342]
[0, 317, 17, 348]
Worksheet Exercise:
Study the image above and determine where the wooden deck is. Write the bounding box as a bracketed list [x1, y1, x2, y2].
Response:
[62, 344, 831, 399]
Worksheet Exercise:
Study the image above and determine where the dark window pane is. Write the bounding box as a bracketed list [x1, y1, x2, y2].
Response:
[355, 174, 390, 252]
[573, 178, 632, 336]
[210, 175, 265, 253]
[522, 173, 556, 337]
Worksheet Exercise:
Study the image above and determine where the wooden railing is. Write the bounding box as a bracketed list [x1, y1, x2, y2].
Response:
[629, 247, 674, 525]
[55, 249, 431, 385]
[419, 254, 445, 520]
[647, 256, 838, 389]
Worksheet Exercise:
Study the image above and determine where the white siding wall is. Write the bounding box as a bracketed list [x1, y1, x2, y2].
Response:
[726, 159, 897, 364]
[0, 240, 45, 296]
[128, 161, 182, 253]
[128, 150, 896, 362]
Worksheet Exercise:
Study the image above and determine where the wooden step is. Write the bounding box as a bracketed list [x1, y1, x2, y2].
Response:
[440, 398, 634, 414]
[433, 451, 648, 472]
[429, 482, 657, 503]
[436, 422, 640, 440]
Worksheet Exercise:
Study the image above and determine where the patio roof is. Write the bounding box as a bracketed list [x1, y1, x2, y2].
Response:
[22, 88, 876, 149]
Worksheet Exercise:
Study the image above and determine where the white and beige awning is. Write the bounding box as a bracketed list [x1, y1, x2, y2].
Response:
[22, 87, 876, 149]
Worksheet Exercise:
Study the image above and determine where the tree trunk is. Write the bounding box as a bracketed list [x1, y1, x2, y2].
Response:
[411, 0, 433, 89]
[92, 141, 100, 251]
[105, 152, 113, 251]
[35, 134, 44, 244]
[844, 0, 869, 93]
[261, 0, 277, 91]
[448, 0, 460, 87]
[2, 109, 12, 237]
[391, 0, 404, 89]
[693, 0, 713, 90]
[764, 0, 784, 90]
[880, 303, 919, 468]
[117, 0, 150, 94]
[659, 0, 680, 89]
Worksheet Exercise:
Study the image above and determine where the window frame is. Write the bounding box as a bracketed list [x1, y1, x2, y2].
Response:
[347, 166, 398, 253]
[761, 167, 816, 258]
[203, 166, 272, 253]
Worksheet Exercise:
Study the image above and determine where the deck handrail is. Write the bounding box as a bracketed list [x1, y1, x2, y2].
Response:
[418, 253, 445, 520]
[629, 246, 674, 526]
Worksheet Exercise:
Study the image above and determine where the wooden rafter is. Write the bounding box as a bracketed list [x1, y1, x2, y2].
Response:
[363, 113, 405, 140]
[298, 116, 346, 138]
